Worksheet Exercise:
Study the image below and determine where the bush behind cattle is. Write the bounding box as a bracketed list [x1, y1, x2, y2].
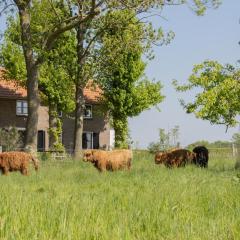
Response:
[0, 152, 239, 239]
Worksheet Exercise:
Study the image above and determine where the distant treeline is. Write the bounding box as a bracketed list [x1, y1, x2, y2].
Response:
[187, 140, 233, 150]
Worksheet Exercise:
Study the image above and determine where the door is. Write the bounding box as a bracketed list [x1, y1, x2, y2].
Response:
[37, 130, 45, 152]
[93, 133, 99, 149]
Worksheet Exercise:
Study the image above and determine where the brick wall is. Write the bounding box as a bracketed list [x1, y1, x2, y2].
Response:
[62, 104, 111, 151]
[0, 98, 49, 150]
[0, 99, 27, 128]
[0, 99, 112, 152]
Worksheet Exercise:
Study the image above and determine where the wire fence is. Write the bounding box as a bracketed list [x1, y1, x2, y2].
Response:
[1, 145, 240, 161]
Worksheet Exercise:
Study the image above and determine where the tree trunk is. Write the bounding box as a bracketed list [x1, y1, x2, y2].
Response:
[73, 22, 86, 159]
[113, 118, 128, 149]
[49, 103, 58, 150]
[73, 86, 85, 159]
[18, 4, 40, 152]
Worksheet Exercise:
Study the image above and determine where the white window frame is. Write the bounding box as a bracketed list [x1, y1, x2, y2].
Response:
[16, 100, 28, 116]
[83, 131, 93, 149]
[83, 105, 92, 119]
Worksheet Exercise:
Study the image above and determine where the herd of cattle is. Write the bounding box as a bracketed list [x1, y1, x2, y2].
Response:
[155, 146, 209, 168]
[0, 146, 209, 175]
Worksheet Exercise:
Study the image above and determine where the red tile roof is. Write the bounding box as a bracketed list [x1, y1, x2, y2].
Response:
[0, 68, 27, 99]
[83, 81, 102, 103]
[0, 68, 102, 103]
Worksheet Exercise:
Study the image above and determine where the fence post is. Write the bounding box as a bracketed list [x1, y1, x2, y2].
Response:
[232, 143, 236, 157]
[235, 143, 240, 169]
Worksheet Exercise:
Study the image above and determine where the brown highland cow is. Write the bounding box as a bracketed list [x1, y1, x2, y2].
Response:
[0, 151, 39, 175]
[155, 149, 196, 168]
[83, 149, 132, 172]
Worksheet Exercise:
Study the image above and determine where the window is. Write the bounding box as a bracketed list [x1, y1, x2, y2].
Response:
[16, 100, 28, 116]
[82, 132, 93, 149]
[84, 105, 92, 119]
[82, 132, 99, 149]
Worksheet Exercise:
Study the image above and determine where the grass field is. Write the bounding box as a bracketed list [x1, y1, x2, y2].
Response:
[0, 151, 240, 240]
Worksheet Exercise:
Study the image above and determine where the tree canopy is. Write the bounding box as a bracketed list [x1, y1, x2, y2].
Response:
[98, 10, 165, 148]
[173, 60, 240, 129]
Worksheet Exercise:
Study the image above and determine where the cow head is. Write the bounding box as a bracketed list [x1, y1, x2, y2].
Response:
[83, 150, 94, 162]
[155, 152, 167, 164]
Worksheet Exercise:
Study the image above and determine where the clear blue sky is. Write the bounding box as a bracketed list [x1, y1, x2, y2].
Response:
[129, 0, 240, 148]
[0, 1, 239, 148]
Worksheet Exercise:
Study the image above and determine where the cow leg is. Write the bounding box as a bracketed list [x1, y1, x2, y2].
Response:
[127, 160, 131, 170]
[21, 167, 29, 176]
[2, 167, 9, 175]
[101, 164, 107, 172]
[96, 163, 106, 172]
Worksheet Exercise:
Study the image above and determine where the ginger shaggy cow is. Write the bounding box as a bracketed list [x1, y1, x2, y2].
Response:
[155, 149, 196, 168]
[0, 151, 39, 175]
[83, 149, 132, 172]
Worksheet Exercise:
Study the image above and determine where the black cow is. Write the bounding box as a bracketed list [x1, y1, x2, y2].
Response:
[192, 146, 209, 168]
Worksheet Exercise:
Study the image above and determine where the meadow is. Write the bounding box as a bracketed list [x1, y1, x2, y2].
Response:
[0, 151, 240, 240]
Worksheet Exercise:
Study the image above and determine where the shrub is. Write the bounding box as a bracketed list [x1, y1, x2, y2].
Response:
[0, 127, 22, 151]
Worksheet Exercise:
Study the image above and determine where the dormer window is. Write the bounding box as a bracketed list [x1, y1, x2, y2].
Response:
[16, 100, 28, 116]
[84, 105, 92, 119]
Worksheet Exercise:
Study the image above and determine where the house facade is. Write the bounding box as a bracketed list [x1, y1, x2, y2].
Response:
[0, 69, 114, 152]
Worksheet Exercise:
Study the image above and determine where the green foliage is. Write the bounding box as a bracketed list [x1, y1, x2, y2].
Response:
[48, 117, 65, 152]
[98, 10, 164, 148]
[148, 126, 180, 153]
[173, 61, 240, 128]
[159, 128, 170, 147]
[187, 140, 232, 149]
[0, 127, 21, 151]
[232, 133, 240, 145]
[147, 141, 162, 153]
[171, 125, 180, 146]
[0, 17, 75, 113]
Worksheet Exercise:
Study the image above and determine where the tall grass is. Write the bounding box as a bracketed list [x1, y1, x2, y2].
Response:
[0, 152, 240, 240]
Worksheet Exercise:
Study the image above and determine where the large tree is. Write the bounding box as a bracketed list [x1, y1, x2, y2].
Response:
[173, 60, 240, 168]
[0, 20, 75, 151]
[97, 10, 165, 148]
[0, 0, 100, 152]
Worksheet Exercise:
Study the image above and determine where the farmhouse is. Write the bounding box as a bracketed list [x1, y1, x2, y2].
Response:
[0, 68, 115, 152]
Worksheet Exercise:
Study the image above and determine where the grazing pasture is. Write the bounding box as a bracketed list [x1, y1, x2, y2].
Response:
[0, 151, 240, 240]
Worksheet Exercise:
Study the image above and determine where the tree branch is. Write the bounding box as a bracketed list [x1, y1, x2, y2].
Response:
[47, 0, 61, 23]
[82, 30, 102, 58]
